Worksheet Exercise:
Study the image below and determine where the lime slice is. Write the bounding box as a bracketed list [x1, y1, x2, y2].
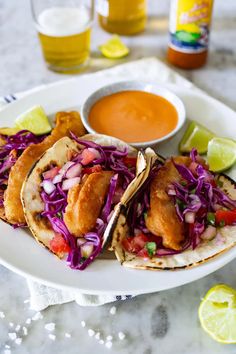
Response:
[179, 121, 215, 154]
[207, 137, 236, 172]
[14, 105, 51, 135]
[98, 35, 130, 59]
[199, 284, 236, 343]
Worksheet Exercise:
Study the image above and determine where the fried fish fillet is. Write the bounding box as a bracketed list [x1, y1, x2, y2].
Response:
[64, 171, 114, 236]
[146, 156, 191, 250]
[4, 111, 85, 224]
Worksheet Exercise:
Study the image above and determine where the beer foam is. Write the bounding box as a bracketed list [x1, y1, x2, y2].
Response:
[37, 6, 91, 37]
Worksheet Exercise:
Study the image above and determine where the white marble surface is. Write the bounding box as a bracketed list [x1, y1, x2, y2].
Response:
[0, 0, 236, 353]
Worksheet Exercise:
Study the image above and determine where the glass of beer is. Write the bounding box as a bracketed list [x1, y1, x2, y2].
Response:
[31, 0, 94, 73]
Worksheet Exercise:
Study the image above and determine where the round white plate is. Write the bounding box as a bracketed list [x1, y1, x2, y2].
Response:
[1, 73, 236, 295]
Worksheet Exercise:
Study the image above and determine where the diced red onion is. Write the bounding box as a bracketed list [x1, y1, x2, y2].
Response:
[42, 180, 56, 194]
[184, 212, 195, 224]
[66, 163, 82, 179]
[81, 243, 94, 258]
[52, 174, 63, 184]
[200, 226, 217, 241]
[88, 147, 101, 159]
[59, 161, 74, 175]
[62, 177, 81, 191]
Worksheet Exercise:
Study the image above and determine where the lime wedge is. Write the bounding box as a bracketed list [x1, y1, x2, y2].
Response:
[207, 137, 236, 172]
[179, 121, 215, 154]
[14, 105, 51, 135]
[98, 35, 130, 59]
[199, 284, 236, 343]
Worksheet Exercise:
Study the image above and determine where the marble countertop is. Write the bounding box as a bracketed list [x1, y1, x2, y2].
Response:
[0, 1, 236, 353]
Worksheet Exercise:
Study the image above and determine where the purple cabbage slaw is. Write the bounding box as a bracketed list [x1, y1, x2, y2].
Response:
[0, 130, 46, 207]
[40, 136, 136, 270]
[126, 149, 236, 258]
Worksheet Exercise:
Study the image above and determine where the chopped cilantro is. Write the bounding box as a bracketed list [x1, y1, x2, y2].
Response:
[145, 242, 157, 257]
[181, 181, 187, 186]
[207, 212, 215, 226]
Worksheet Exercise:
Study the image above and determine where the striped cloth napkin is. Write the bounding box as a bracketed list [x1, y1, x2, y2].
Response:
[0, 57, 198, 310]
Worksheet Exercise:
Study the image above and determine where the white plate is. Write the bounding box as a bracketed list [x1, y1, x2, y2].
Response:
[1, 72, 236, 295]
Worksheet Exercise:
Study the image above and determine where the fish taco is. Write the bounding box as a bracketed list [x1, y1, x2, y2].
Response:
[0, 111, 85, 226]
[112, 149, 236, 269]
[21, 133, 137, 270]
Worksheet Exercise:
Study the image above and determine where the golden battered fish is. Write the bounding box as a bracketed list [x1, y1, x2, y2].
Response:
[4, 111, 85, 224]
[146, 156, 191, 250]
[64, 171, 114, 236]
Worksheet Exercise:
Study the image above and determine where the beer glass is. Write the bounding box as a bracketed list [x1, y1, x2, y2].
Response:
[31, 0, 94, 73]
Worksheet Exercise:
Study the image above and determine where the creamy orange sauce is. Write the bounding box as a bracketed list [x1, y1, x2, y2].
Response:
[88, 90, 178, 143]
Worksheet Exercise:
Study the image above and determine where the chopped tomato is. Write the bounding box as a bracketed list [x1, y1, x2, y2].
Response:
[43, 167, 60, 180]
[81, 148, 97, 165]
[210, 179, 217, 188]
[82, 164, 102, 175]
[137, 248, 149, 258]
[197, 207, 207, 218]
[215, 209, 236, 226]
[122, 156, 137, 168]
[49, 234, 70, 254]
[122, 234, 149, 254]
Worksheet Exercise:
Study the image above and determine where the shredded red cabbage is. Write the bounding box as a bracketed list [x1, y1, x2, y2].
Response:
[0, 130, 47, 215]
[40, 137, 136, 270]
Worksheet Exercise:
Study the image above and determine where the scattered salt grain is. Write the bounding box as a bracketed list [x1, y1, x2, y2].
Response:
[99, 339, 104, 345]
[4, 350, 11, 354]
[118, 332, 126, 340]
[5, 345, 10, 349]
[23, 299, 30, 304]
[105, 341, 113, 349]
[109, 306, 116, 315]
[25, 318, 31, 325]
[95, 332, 101, 340]
[15, 325, 21, 332]
[32, 312, 43, 321]
[65, 333, 71, 338]
[22, 327, 28, 336]
[9, 322, 14, 327]
[106, 335, 113, 341]
[48, 334, 56, 341]
[8, 332, 17, 340]
[0, 311, 5, 318]
[88, 329, 95, 337]
[81, 320, 86, 327]
[45, 323, 55, 331]
[15, 338, 22, 345]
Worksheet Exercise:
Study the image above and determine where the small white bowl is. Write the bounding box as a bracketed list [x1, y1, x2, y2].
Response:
[81, 81, 186, 148]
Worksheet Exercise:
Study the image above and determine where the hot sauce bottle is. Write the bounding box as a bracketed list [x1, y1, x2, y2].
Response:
[167, 0, 214, 69]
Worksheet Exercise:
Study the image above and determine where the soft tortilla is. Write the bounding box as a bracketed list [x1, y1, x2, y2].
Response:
[21, 134, 136, 256]
[3, 111, 85, 225]
[112, 174, 236, 270]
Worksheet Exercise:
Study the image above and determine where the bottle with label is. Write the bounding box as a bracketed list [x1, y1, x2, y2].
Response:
[96, 0, 147, 35]
[167, 0, 214, 69]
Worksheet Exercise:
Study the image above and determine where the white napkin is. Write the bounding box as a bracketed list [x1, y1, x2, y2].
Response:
[0, 57, 203, 311]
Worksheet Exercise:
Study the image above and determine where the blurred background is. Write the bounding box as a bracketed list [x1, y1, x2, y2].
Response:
[0, 0, 235, 109]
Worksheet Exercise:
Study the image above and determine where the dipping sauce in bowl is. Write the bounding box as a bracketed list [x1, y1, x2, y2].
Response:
[81, 81, 186, 147]
[88, 90, 178, 143]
